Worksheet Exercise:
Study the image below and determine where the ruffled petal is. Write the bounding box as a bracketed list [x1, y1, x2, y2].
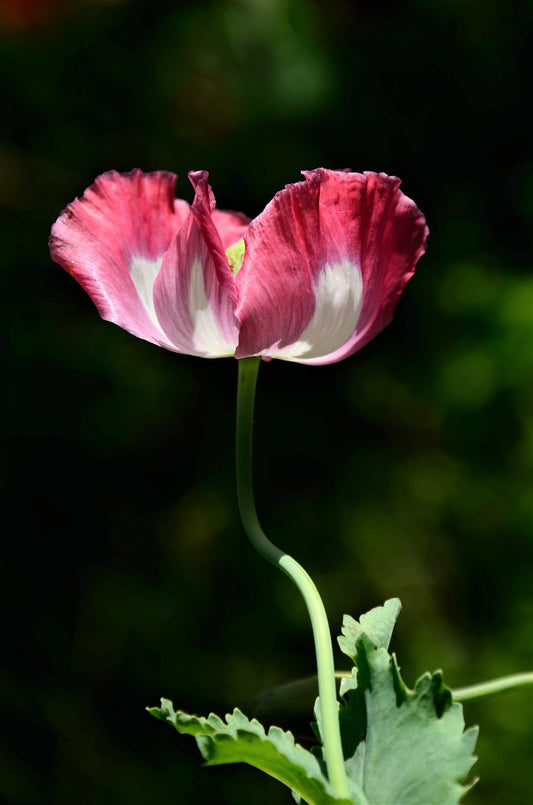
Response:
[49, 169, 189, 350]
[298, 169, 428, 364]
[153, 171, 239, 358]
[235, 169, 427, 364]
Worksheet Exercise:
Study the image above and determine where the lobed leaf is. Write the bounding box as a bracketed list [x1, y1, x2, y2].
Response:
[333, 623, 478, 805]
[337, 598, 402, 662]
[148, 699, 354, 805]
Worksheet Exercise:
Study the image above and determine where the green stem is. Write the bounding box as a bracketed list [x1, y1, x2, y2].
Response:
[235, 357, 350, 801]
[254, 670, 533, 715]
[453, 672, 533, 702]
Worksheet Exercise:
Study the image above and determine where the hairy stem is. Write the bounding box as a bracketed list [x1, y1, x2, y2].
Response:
[235, 357, 350, 801]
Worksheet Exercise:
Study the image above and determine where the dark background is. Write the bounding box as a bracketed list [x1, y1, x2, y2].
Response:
[1, 0, 533, 802]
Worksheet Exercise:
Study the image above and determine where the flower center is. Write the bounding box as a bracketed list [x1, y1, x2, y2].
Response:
[225, 238, 245, 276]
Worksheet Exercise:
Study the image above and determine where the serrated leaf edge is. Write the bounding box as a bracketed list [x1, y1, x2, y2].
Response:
[148, 699, 354, 805]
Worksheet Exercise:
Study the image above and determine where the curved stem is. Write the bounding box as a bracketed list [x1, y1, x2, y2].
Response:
[235, 357, 350, 801]
[453, 671, 533, 702]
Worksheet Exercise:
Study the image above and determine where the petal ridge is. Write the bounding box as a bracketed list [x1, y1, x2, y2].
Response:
[189, 171, 239, 304]
[152, 172, 239, 357]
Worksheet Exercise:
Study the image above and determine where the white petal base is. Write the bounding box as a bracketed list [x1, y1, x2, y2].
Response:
[266, 261, 363, 362]
[130, 255, 164, 329]
[189, 258, 237, 358]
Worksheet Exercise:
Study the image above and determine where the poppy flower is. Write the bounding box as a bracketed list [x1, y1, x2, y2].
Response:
[49, 168, 428, 365]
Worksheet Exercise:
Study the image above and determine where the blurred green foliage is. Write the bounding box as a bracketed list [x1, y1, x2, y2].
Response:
[1, 0, 532, 803]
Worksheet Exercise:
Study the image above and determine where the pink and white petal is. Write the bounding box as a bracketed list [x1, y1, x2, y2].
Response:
[212, 208, 250, 250]
[295, 169, 428, 364]
[235, 169, 427, 364]
[234, 174, 322, 358]
[264, 259, 364, 362]
[153, 171, 239, 358]
[49, 169, 189, 349]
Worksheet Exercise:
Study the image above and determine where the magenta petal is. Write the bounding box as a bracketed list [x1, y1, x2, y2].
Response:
[299, 169, 428, 364]
[153, 171, 239, 357]
[49, 169, 189, 349]
[234, 174, 322, 357]
[235, 169, 428, 364]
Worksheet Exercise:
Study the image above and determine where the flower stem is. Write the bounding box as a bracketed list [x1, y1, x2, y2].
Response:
[453, 671, 533, 702]
[235, 357, 350, 801]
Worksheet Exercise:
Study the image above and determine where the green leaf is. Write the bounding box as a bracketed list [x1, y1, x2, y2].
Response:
[148, 699, 353, 805]
[150, 600, 478, 805]
[334, 631, 478, 805]
[337, 598, 402, 661]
